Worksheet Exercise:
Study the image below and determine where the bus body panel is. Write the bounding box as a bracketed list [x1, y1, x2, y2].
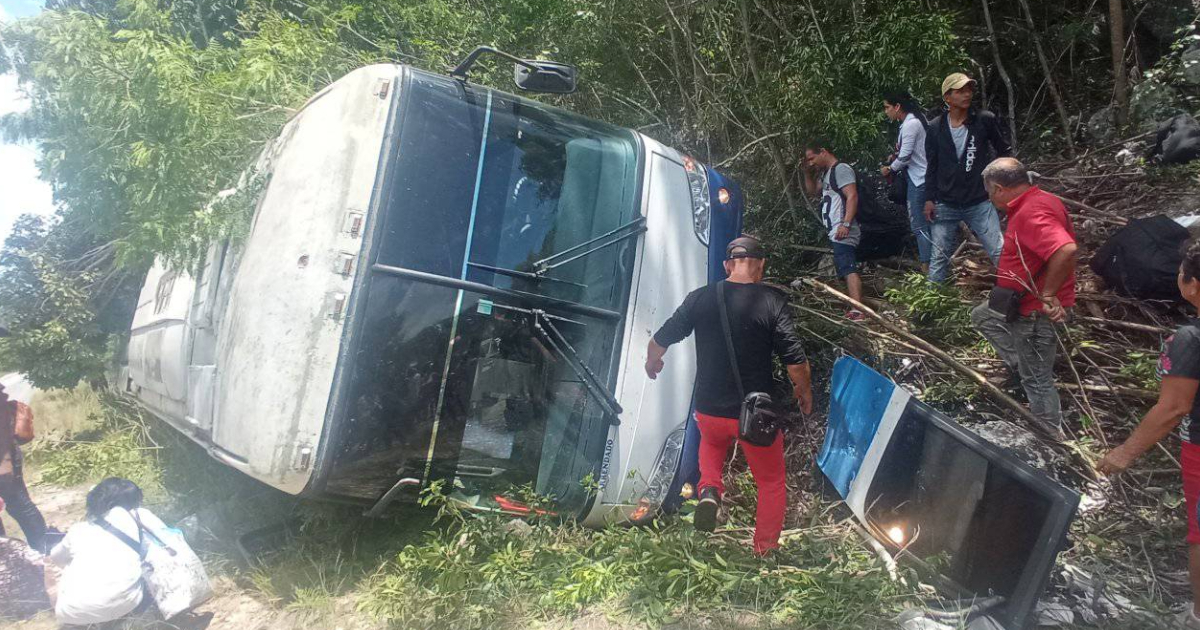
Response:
[123, 62, 739, 518]
[208, 64, 396, 492]
[127, 263, 196, 421]
[582, 138, 707, 524]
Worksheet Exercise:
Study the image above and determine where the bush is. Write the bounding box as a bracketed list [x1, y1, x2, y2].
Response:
[884, 273, 976, 344]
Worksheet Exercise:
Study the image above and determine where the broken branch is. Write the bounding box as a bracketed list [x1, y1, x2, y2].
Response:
[797, 277, 1055, 440]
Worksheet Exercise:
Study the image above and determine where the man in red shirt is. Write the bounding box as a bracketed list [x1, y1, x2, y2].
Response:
[971, 157, 1079, 434]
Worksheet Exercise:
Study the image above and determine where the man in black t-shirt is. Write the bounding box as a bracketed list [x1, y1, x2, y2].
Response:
[645, 236, 813, 555]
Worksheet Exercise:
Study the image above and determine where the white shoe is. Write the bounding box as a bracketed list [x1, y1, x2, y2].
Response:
[1177, 608, 1200, 629]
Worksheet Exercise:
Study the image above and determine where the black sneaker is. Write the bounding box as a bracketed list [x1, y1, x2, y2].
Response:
[695, 487, 720, 533]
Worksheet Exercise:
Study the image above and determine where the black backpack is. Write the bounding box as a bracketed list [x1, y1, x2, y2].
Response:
[1090, 215, 1188, 301]
[828, 163, 911, 260]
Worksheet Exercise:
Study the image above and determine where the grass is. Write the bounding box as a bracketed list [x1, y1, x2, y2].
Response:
[29, 382, 105, 439]
[25, 386, 163, 492]
[350, 484, 920, 630]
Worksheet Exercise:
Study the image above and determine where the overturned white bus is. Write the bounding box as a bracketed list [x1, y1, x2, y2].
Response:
[119, 50, 744, 524]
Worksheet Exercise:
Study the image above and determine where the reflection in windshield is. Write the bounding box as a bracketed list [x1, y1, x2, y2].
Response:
[467, 92, 640, 310]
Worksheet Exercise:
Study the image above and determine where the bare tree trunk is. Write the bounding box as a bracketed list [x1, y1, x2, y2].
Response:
[1016, 0, 1077, 157]
[980, 0, 1018, 151]
[733, 0, 803, 221]
[737, 0, 762, 85]
[1109, 0, 1130, 128]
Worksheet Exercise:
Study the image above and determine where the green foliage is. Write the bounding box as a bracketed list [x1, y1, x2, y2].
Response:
[1119, 351, 1160, 390]
[884, 272, 976, 344]
[27, 392, 162, 489]
[0, 215, 136, 389]
[0, 2, 379, 383]
[920, 379, 978, 406]
[357, 509, 913, 629]
[0, 0, 968, 418]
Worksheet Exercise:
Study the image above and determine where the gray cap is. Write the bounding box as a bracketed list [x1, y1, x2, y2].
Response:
[725, 235, 766, 260]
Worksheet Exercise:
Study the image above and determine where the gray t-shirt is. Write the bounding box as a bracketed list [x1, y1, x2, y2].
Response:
[950, 121, 969, 158]
[821, 163, 862, 246]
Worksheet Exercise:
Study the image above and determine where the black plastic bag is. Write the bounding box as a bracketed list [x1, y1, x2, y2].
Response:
[1090, 215, 1189, 301]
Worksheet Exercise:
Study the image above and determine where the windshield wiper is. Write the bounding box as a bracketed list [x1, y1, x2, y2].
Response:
[466, 262, 587, 288]
[465, 216, 645, 288]
[529, 309, 622, 424]
[532, 216, 646, 276]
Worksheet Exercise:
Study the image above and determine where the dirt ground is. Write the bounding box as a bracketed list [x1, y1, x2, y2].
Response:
[1, 471, 390, 630]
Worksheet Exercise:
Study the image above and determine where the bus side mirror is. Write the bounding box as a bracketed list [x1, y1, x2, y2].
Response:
[513, 60, 577, 95]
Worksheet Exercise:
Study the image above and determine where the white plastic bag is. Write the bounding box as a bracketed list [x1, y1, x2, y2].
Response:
[140, 525, 213, 619]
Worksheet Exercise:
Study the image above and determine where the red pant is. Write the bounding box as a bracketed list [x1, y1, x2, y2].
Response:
[1183, 442, 1200, 544]
[695, 412, 786, 555]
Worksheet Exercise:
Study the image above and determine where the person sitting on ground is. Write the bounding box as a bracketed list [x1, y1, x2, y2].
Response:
[645, 236, 813, 555]
[881, 90, 931, 273]
[51, 477, 168, 626]
[971, 157, 1077, 435]
[0, 531, 53, 621]
[801, 143, 866, 320]
[924, 72, 1012, 283]
[0, 367, 49, 554]
[1097, 236, 1200, 629]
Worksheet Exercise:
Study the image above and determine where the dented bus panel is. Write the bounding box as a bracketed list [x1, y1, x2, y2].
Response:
[122, 63, 744, 523]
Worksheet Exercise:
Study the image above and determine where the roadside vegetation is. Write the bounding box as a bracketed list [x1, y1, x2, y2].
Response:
[20, 387, 926, 629]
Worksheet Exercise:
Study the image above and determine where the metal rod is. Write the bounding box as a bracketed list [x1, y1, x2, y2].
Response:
[538, 225, 648, 274]
[466, 261, 588, 288]
[449, 46, 539, 80]
[364, 477, 420, 518]
[371, 264, 621, 321]
[532, 310, 622, 419]
[532, 216, 646, 271]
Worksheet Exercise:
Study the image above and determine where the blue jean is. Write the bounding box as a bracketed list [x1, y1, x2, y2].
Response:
[927, 199, 1004, 283]
[906, 174, 931, 264]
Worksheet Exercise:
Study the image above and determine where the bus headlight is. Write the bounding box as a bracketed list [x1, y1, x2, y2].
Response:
[683, 156, 710, 246]
[631, 423, 688, 522]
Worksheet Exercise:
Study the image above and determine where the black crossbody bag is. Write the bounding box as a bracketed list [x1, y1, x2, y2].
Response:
[716, 281, 779, 447]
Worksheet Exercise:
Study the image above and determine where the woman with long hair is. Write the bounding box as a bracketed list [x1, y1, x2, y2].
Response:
[881, 90, 931, 272]
[1099, 237, 1200, 628]
[50, 478, 169, 626]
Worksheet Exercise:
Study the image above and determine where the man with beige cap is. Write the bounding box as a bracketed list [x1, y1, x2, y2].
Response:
[923, 72, 1013, 283]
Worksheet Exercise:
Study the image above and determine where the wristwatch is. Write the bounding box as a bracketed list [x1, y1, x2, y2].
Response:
[840, 221, 851, 227]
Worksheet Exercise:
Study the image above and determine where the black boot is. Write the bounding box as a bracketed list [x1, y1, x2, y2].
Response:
[695, 486, 720, 533]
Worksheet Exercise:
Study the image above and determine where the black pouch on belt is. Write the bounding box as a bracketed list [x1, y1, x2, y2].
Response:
[987, 285, 1025, 323]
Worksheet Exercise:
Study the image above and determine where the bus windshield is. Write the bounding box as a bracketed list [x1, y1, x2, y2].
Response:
[325, 70, 641, 515]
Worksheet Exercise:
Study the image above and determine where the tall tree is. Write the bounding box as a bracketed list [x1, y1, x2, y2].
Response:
[1109, 0, 1130, 128]
[1016, 0, 1077, 157]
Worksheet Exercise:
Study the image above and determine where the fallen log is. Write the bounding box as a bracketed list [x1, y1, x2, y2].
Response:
[1052, 194, 1128, 226]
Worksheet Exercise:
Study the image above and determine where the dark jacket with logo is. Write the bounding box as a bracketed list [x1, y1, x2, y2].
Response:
[924, 109, 1012, 207]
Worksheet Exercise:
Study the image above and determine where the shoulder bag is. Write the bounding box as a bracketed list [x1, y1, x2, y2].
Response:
[98, 510, 213, 619]
[716, 281, 779, 447]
